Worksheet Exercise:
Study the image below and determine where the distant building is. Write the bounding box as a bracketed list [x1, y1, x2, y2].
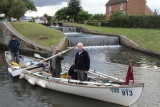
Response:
[34, 17, 48, 24]
[0, 14, 5, 18]
[10, 17, 17, 22]
[105, 0, 154, 17]
[0, 14, 6, 21]
[21, 16, 33, 22]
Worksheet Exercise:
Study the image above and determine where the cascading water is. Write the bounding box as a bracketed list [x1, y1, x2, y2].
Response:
[50, 26, 120, 46]
[50, 26, 79, 33]
[61, 27, 78, 32]
[65, 32, 120, 47]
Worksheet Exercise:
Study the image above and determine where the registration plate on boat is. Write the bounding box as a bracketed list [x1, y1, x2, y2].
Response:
[110, 88, 133, 96]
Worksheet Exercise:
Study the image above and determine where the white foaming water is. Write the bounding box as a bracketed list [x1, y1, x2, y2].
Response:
[83, 45, 121, 49]
[68, 45, 121, 49]
[64, 32, 81, 35]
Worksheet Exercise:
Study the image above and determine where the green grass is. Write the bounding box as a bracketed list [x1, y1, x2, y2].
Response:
[11, 22, 64, 47]
[68, 23, 160, 52]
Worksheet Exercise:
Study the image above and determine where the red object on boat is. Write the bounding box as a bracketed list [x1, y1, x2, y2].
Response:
[124, 63, 134, 85]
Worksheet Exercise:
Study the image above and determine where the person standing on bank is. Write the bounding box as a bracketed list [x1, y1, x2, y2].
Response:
[74, 42, 90, 81]
[8, 36, 20, 63]
[49, 48, 64, 77]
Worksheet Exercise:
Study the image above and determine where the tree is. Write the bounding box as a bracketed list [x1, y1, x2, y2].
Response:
[0, 0, 11, 18]
[8, 0, 27, 20]
[111, 11, 126, 19]
[67, 0, 81, 22]
[91, 14, 106, 21]
[55, 7, 69, 21]
[44, 14, 53, 25]
[22, 0, 37, 11]
[0, 0, 36, 20]
[77, 10, 91, 23]
[154, 9, 160, 16]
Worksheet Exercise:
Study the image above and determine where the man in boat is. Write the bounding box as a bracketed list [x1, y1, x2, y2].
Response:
[49, 48, 64, 77]
[74, 42, 90, 81]
[8, 36, 20, 63]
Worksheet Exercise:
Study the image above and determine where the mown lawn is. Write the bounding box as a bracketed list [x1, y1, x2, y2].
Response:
[68, 23, 160, 52]
[11, 22, 64, 47]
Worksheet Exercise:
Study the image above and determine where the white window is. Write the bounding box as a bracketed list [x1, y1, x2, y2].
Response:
[109, 6, 112, 15]
[120, 3, 124, 10]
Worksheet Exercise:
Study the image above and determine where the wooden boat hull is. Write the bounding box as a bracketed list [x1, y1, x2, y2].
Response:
[22, 72, 144, 106]
[5, 51, 144, 106]
[47, 81, 143, 106]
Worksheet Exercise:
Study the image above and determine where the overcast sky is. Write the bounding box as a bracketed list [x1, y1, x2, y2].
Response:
[26, 0, 160, 17]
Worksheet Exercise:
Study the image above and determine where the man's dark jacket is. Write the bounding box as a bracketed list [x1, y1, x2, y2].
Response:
[49, 54, 64, 77]
[8, 40, 20, 52]
[75, 50, 90, 71]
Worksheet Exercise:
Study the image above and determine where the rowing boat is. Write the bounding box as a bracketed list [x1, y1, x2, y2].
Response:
[5, 51, 144, 106]
[5, 51, 39, 77]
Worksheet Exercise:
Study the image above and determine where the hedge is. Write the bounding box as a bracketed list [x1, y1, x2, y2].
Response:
[106, 15, 160, 28]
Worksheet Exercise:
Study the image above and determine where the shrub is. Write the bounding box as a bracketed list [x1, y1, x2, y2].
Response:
[86, 20, 103, 26]
[108, 14, 160, 28]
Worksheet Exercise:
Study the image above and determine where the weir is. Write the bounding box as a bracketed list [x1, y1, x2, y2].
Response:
[65, 32, 120, 47]
[50, 26, 120, 47]
[50, 26, 80, 32]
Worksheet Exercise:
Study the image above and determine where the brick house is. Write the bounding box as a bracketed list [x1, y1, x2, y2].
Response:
[106, 0, 153, 17]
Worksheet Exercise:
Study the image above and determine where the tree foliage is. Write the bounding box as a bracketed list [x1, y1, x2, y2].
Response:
[67, 0, 81, 22]
[22, 0, 37, 11]
[0, 0, 36, 20]
[8, 0, 27, 20]
[77, 10, 91, 23]
[55, 7, 68, 21]
[44, 14, 53, 25]
[91, 14, 106, 21]
[55, 0, 82, 22]
[108, 14, 160, 28]
[55, 0, 107, 23]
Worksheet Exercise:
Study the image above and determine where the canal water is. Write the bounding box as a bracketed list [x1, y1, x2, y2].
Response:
[0, 32, 160, 107]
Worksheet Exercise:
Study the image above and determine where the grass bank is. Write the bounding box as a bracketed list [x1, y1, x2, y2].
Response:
[11, 22, 64, 47]
[68, 23, 160, 52]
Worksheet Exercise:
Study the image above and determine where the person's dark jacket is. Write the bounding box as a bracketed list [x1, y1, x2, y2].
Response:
[55, 56, 64, 72]
[49, 55, 64, 77]
[8, 40, 20, 52]
[74, 50, 90, 71]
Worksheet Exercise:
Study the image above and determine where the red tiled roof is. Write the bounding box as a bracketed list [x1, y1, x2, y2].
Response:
[106, 0, 127, 6]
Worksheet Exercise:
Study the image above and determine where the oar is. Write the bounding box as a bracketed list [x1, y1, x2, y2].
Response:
[88, 70, 124, 83]
[16, 47, 74, 73]
[62, 64, 124, 83]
